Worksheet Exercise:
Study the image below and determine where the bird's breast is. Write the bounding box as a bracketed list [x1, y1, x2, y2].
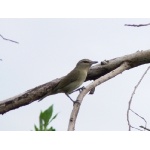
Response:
[65, 69, 87, 94]
[53, 68, 88, 94]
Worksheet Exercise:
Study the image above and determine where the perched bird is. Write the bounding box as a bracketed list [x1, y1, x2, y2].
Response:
[40, 59, 98, 102]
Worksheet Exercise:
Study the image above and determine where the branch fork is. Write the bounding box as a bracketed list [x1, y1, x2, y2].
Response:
[68, 62, 131, 131]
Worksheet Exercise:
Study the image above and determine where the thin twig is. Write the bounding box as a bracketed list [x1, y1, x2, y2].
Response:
[139, 126, 150, 131]
[125, 23, 150, 27]
[0, 34, 19, 44]
[127, 66, 150, 131]
[130, 126, 143, 131]
[130, 109, 147, 131]
[68, 62, 131, 131]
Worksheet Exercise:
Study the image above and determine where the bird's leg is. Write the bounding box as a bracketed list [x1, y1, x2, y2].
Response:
[65, 93, 75, 102]
[65, 93, 81, 105]
[70, 86, 86, 94]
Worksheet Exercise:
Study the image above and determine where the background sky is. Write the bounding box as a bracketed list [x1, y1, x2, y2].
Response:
[0, 18, 150, 131]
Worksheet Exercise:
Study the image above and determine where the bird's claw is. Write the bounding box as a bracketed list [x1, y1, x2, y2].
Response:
[79, 86, 85, 92]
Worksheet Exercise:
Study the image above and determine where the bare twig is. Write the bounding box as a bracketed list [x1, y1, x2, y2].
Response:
[68, 62, 131, 131]
[139, 126, 150, 131]
[130, 126, 143, 131]
[125, 23, 150, 27]
[127, 66, 150, 131]
[0, 34, 19, 44]
[130, 109, 147, 130]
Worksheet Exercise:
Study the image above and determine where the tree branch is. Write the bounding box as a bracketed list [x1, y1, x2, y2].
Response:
[139, 126, 150, 131]
[127, 66, 150, 131]
[67, 62, 131, 131]
[1, 49, 150, 114]
[125, 23, 150, 27]
[0, 34, 19, 44]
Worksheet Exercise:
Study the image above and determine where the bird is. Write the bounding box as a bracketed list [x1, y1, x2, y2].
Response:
[39, 59, 98, 102]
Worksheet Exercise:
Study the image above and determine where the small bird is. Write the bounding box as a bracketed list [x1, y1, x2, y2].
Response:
[40, 59, 98, 102]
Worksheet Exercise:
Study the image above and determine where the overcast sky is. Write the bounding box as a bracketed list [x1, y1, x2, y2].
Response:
[1, 18, 150, 131]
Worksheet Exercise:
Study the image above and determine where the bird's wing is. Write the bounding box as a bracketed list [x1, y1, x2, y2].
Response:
[54, 69, 81, 90]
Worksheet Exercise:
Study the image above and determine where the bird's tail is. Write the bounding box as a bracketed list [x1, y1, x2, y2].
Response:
[38, 83, 60, 102]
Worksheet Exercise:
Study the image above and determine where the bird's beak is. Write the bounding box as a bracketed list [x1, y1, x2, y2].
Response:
[91, 61, 98, 64]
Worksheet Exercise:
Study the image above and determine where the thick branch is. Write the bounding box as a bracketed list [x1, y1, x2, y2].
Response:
[67, 62, 131, 131]
[1, 49, 150, 114]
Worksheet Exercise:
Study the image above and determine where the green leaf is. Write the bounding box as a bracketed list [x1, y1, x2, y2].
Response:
[34, 125, 39, 131]
[39, 111, 43, 130]
[40, 105, 53, 128]
[33, 104, 57, 131]
[49, 113, 58, 123]
[47, 127, 56, 131]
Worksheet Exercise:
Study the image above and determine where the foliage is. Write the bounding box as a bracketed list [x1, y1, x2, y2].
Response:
[34, 105, 58, 131]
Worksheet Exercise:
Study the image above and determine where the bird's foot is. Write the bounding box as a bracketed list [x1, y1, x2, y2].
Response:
[65, 93, 81, 105]
[79, 86, 86, 92]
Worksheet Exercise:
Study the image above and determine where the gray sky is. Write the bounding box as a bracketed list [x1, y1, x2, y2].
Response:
[1, 18, 150, 131]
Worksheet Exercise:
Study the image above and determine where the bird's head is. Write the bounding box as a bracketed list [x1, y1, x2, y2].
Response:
[76, 59, 98, 70]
